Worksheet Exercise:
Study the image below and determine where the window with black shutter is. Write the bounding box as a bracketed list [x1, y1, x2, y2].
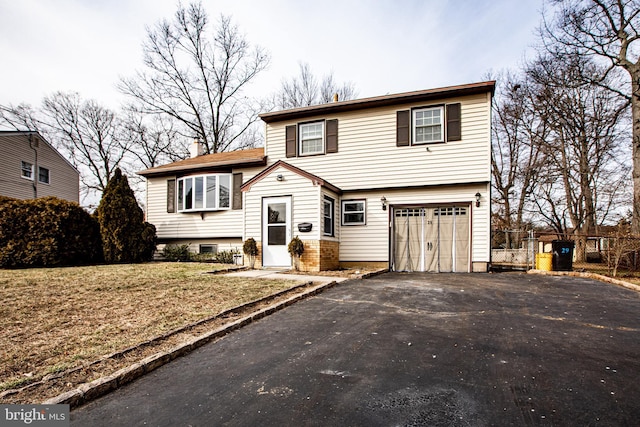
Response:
[396, 102, 462, 146]
[285, 119, 339, 157]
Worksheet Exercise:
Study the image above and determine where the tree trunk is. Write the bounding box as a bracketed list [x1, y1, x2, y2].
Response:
[632, 73, 640, 234]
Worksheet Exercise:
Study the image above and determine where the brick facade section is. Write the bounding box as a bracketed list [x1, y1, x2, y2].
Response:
[319, 240, 340, 271]
[248, 239, 340, 272]
[297, 240, 340, 272]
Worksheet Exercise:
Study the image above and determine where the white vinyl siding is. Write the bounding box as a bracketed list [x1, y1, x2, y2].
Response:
[338, 184, 490, 264]
[264, 93, 491, 191]
[0, 134, 79, 202]
[244, 165, 322, 244]
[145, 165, 264, 240]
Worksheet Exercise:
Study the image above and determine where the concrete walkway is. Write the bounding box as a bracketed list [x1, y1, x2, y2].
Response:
[224, 268, 350, 285]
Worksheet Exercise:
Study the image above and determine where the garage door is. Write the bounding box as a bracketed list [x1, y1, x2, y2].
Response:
[392, 206, 470, 272]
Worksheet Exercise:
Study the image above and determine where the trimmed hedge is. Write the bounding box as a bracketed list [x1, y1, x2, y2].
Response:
[0, 196, 103, 268]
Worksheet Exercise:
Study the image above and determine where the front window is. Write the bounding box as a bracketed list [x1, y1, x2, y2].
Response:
[177, 174, 232, 212]
[323, 196, 334, 237]
[342, 200, 366, 225]
[199, 244, 218, 254]
[413, 106, 444, 144]
[299, 121, 324, 155]
[38, 167, 50, 184]
[21, 161, 33, 180]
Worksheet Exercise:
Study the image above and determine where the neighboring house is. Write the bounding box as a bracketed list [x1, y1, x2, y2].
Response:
[139, 81, 495, 272]
[0, 131, 79, 203]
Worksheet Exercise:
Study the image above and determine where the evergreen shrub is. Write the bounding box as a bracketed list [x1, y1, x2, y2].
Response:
[0, 196, 102, 268]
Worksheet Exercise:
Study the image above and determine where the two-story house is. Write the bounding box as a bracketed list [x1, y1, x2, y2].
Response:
[0, 131, 79, 203]
[139, 81, 494, 272]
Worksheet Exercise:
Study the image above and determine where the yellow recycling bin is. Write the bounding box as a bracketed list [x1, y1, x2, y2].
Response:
[536, 253, 553, 271]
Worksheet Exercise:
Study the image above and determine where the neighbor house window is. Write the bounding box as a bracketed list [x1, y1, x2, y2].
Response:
[38, 167, 50, 184]
[299, 121, 324, 155]
[342, 200, 366, 225]
[177, 174, 231, 212]
[413, 106, 444, 144]
[323, 196, 334, 237]
[21, 161, 33, 180]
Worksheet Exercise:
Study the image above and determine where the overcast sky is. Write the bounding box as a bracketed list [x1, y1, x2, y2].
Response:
[0, 0, 545, 110]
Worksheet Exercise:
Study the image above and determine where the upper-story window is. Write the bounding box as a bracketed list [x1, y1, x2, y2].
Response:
[413, 106, 444, 144]
[177, 174, 230, 212]
[299, 122, 324, 156]
[286, 119, 338, 158]
[21, 161, 33, 180]
[396, 103, 461, 147]
[38, 167, 50, 184]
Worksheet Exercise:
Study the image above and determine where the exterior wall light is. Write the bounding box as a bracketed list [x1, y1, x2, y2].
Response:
[381, 196, 387, 211]
[276, 174, 284, 182]
[475, 192, 481, 207]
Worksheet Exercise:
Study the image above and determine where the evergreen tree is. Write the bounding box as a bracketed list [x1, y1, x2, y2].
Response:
[95, 168, 156, 263]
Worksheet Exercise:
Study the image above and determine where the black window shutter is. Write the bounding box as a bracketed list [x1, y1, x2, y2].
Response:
[285, 125, 297, 157]
[232, 172, 243, 210]
[326, 119, 338, 153]
[167, 179, 176, 213]
[396, 110, 410, 146]
[446, 103, 461, 141]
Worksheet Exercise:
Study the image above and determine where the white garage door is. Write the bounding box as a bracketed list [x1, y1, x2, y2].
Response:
[393, 206, 470, 272]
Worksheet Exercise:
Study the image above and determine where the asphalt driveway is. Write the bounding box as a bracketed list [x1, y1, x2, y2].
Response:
[71, 272, 640, 426]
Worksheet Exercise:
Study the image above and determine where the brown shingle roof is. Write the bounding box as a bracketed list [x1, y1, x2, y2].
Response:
[138, 148, 266, 177]
[259, 81, 496, 123]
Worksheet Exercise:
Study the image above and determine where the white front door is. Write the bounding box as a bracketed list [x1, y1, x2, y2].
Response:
[262, 197, 292, 267]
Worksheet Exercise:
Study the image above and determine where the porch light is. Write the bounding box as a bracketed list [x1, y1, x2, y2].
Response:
[475, 192, 481, 207]
[381, 196, 387, 211]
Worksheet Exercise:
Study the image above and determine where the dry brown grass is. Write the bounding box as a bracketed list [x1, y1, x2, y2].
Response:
[0, 262, 296, 394]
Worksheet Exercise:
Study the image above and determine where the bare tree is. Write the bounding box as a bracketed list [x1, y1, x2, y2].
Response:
[527, 53, 630, 258]
[0, 103, 41, 131]
[491, 72, 547, 247]
[118, 3, 269, 154]
[274, 62, 358, 110]
[41, 92, 129, 199]
[121, 106, 186, 169]
[543, 0, 640, 230]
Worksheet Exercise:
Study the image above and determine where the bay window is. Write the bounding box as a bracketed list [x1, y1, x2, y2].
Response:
[177, 174, 231, 212]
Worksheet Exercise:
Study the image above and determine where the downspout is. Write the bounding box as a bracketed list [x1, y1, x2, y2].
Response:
[28, 133, 38, 198]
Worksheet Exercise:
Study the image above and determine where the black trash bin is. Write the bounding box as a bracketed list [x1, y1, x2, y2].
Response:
[552, 240, 575, 271]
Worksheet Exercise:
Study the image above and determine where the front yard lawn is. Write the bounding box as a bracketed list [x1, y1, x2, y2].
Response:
[0, 262, 296, 397]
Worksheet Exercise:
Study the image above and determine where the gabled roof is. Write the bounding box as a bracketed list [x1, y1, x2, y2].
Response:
[0, 130, 79, 173]
[259, 81, 496, 124]
[138, 147, 266, 177]
[241, 160, 343, 195]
